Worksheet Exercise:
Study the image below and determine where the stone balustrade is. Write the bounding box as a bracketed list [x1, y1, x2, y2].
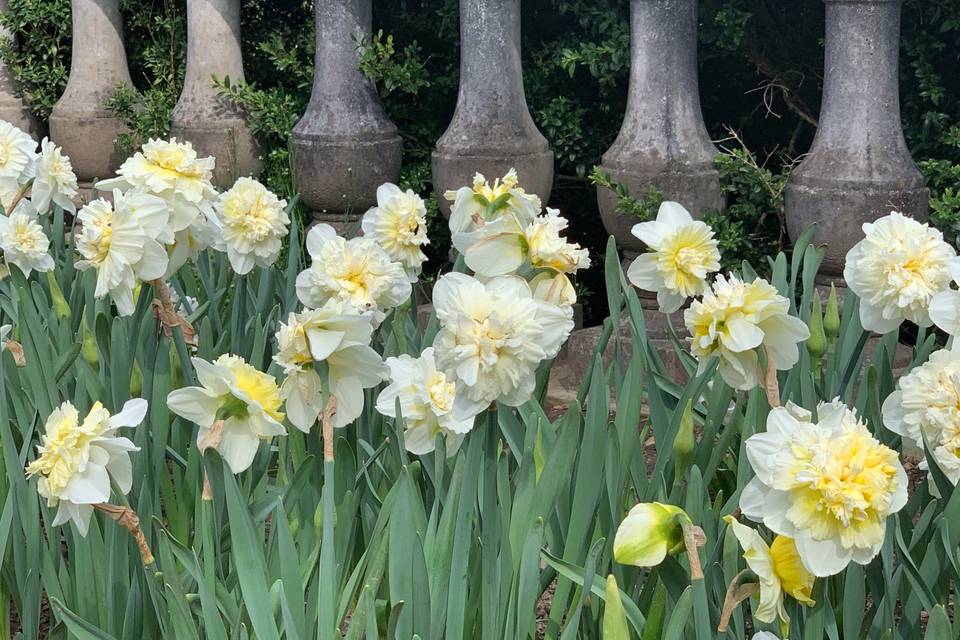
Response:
[171, 0, 260, 187]
[28, 0, 928, 280]
[432, 0, 553, 217]
[785, 0, 927, 280]
[598, 0, 722, 259]
[49, 0, 134, 185]
[289, 0, 402, 229]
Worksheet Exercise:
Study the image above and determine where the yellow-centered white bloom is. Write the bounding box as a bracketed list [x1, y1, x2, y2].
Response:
[613, 502, 691, 567]
[26, 398, 147, 536]
[723, 516, 815, 625]
[432, 273, 573, 418]
[167, 354, 285, 473]
[457, 208, 590, 291]
[446, 168, 541, 240]
[930, 262, 960, 337]
[213, 177, 289, 274]
[376, 347, 475, 456]
[296, 223, 411, 324]
[74, 190, 170, 316]
[684, 274, 810, 390]
[30, 137, 79, 214]
[883, 342, 960, 492]
[0, 120, 37, 188]
[274, 301, 388, 430]
[740, 400, 908, 577]
[361, 183, 429, 281]
[0, 202, 54, 275]
[628, 202, 721, 313]
[97, 138, 217, 232]
[844, 211, 959, 334]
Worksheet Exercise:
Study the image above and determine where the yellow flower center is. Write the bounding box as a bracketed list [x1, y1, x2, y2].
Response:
[426, 371, 455, 414]
[473, 172, 518, 203]
[147, 146, 203, 178]
[26, 402, 109, 497]
[659, 226, 719, 296]
[230, 365, 285, 422]
[12, 222, 40, 251]
[789, 429, 900, 545]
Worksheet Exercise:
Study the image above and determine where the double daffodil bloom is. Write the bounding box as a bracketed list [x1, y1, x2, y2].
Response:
[26, 399, 147, 535]
[376, 347, 475, 455]
[740, 401, 907, 576]
[724, 516, 815, 625]
[685, 274, 810, 391]
[361, 183, 429, 281]
[844, 211, 959, 334]
[167, 354, 285, 473]
[628, 201, 721, 313]
[613, 502, 691, 567]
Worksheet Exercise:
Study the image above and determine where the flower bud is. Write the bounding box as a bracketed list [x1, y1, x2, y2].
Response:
[46, 271, 71, 319]
[806, 293, 826, 360]
[824, 284, 840, 344]
[129, 359, 143, 397]
[673, 399, 695, 483]
[80, 312, 98, 369]
[613, 502, 691, 567]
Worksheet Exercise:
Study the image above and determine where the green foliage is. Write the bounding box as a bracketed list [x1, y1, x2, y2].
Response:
[589, 166, 664, 222]
[0, 0, 70, 120]
[921, 158, 960, 245]
[357, 30, 429, 98]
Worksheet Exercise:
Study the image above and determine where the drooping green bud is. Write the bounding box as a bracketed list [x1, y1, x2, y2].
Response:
[129, 359, 143, 397]
[673, 399, 695, 483]
[806, 293, 826, 360]
[824, 284, 840, 345]
[46, 271, 71, 319]
[80, 312, 98, 369]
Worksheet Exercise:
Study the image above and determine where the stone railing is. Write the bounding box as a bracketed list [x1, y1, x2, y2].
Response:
[0, 0, 927, 270]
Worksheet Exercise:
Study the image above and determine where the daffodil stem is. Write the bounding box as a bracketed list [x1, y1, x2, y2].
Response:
[717, 569, 758, 632]
[318, 394, 337, 636]
[94, 503, 154, 565]
[198, 420, 225, 502]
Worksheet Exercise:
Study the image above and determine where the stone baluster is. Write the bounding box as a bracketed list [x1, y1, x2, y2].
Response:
[0, 0, 39, 136]
[290, 0, 401, 228]
[49, 0, 133, 184]
[171, 0, 259, 187]
[785, 0, 927, 279]
[432, 0, 553, 216]
[597, 0, 721, 259]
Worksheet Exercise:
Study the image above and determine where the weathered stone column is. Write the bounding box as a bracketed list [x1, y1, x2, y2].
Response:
[171, 0, 259, 187]
[432, 0, 553, 216]
[290, 0, 401, 225]
[49, 0, 133, 183]
[597, 0, 721, 258]
[785, 0, 927, 278]
[0, 0, 39, 136]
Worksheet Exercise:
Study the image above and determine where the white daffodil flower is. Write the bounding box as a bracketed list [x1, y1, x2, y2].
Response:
[212, 177, 289, 275]
[167, 354, 286, 474]
[26, 398, 147, 536]
[74, 190, 171, 315]
[361, 183, 429, 281]
[740, 400, 907, 577]
[376, 347, 475, 455]
[295, 223, 411, 324]
[432, 272, 573, 418]
[685, 274, 810, 390]
[627, 201, 721, 313]
[844, 211, 959, 334]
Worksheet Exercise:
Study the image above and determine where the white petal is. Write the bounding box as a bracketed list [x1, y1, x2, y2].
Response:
[109, 398, 148, 428]
[167, 387, 220, 426]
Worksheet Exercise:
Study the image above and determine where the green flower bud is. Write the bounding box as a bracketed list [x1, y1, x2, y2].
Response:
[80, 312, 98, 369]
[129, 359, 143, 397]
[807, 293, 826, 360]
[614, 502, 692, 567]
[673, 400, 695, 483]
[46, 271, 71, 319]
[824, 284, 840, 344]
